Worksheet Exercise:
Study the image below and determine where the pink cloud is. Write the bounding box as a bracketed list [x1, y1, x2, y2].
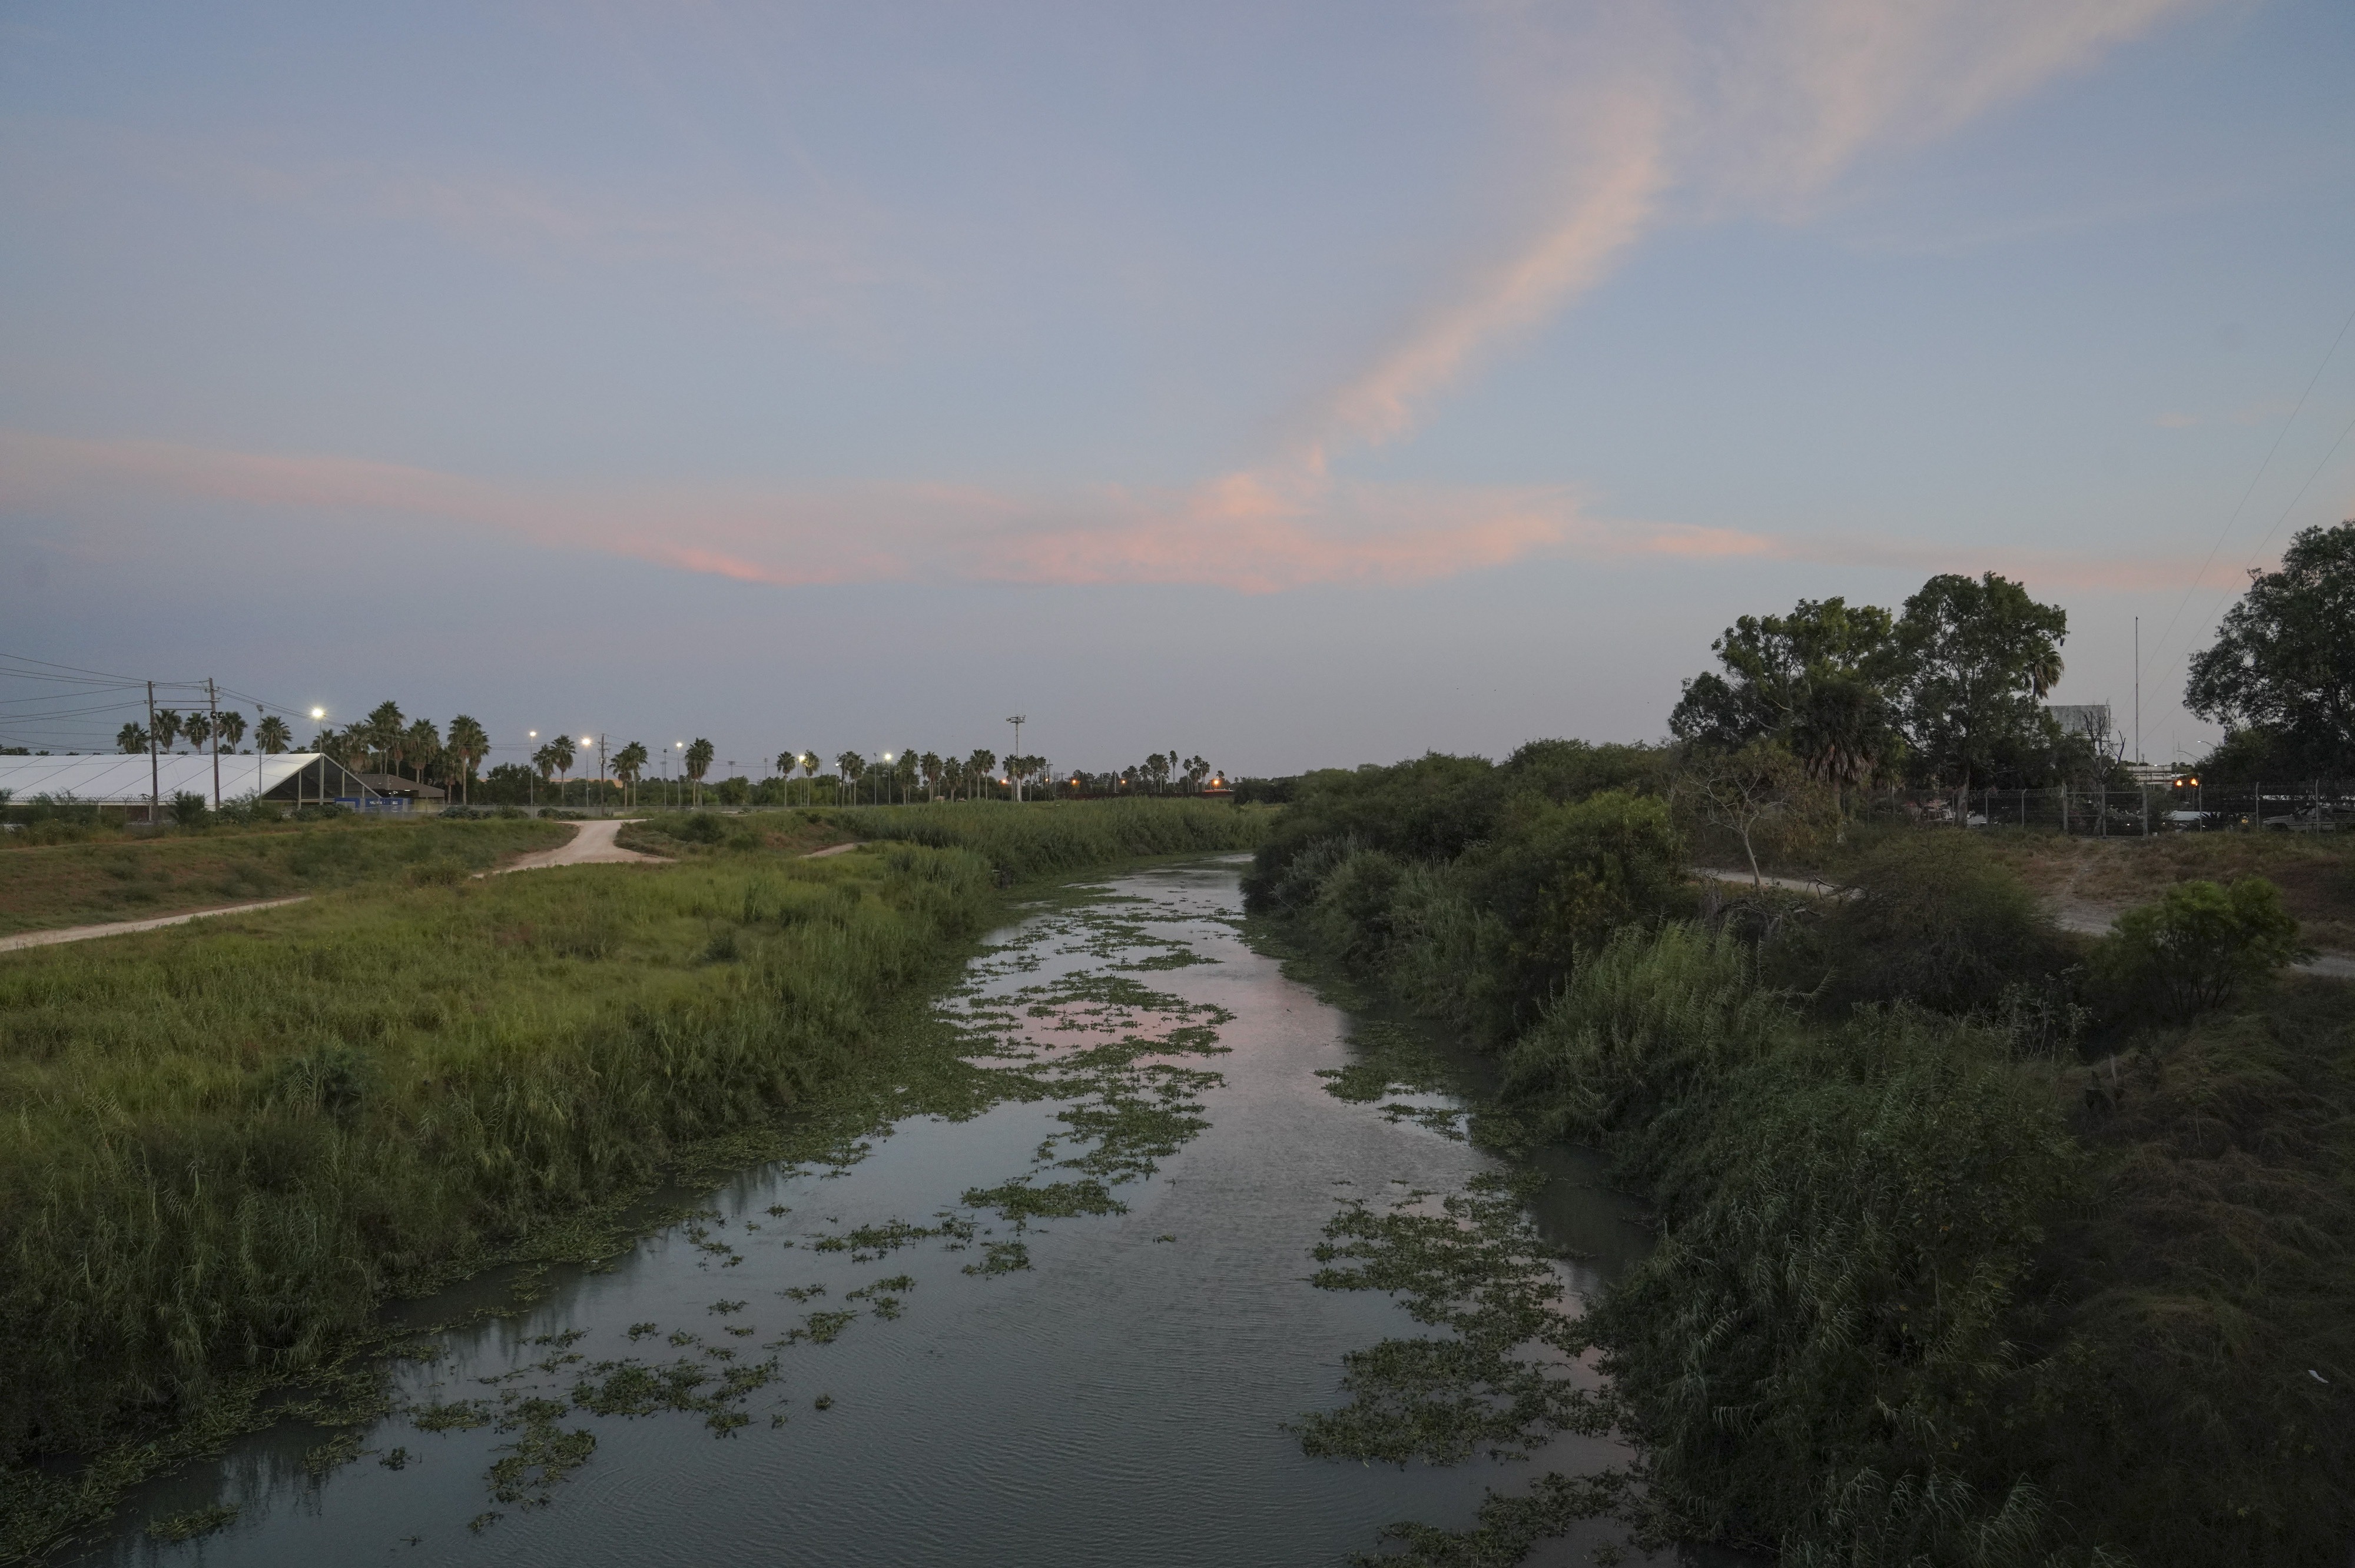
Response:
[0, 428, 2254, 599]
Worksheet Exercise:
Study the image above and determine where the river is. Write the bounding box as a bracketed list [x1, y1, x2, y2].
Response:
[71, 856, 1680, 1567]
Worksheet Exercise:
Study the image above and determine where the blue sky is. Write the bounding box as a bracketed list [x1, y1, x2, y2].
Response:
[4, 0, 2352, 775]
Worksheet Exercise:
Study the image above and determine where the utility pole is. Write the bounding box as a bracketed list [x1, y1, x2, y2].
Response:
[146, 680, 160, 827]
[208, 678, 221, 810]
[1006, 715, 1026, 802]
[2133, 616, 2141, 766]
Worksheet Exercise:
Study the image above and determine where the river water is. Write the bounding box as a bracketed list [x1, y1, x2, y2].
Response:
[73, 858, 1674, 1567]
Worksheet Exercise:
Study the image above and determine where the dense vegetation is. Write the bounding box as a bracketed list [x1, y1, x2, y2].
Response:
[0, 799, 1262, 1555]
[1252, 749, 2354, 1566]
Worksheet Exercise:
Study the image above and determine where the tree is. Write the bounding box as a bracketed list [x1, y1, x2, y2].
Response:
[152, 709, 183, 753]
[800, 750, 819, 804]
[614, 741, 649, 806]
[1670, 597, 1906, 796]
[215, 709, 247, 753]
[835, 750, 865, 806]
[2185, 521, 2355, 777]
[403, 718, 442, 785]
[445, 716, 489, 803]
[685, 738, 715, 806]
[116, 722, 150, 755]
[364, 701, 405, 775]
[967, 749, 996, 799]
[181, 710, 213, 752]
[1895, 573, 2067, 790]
[920, 752, 943, 801]
[1670, 740, 1838, 888]
[255, 715, 292, 755]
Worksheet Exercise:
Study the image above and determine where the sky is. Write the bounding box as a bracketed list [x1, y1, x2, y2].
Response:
[4, 0, 2353, 778]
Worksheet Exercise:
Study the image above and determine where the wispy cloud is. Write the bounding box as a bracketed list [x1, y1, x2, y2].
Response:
[0, 428, 2250, 598]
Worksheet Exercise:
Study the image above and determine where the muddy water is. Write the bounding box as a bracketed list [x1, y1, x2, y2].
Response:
[76, 858, 1670, 1567]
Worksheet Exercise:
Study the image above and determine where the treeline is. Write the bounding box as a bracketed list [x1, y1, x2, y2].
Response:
[1683, 524, 2355, 796]
[1251, 745, 2350, 1566]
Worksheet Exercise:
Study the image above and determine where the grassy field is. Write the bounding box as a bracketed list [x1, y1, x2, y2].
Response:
[0, 799, 1263, 1559]
[621, 798, 1268, 878]
[0, 817, 570, 935]
[1978, 827, 2355, 951]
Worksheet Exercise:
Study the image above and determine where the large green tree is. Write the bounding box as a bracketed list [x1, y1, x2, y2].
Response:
[1895, 572, 2068, 790]
[254, 715, 291, 755]
[2185, 520, 2355, 776]
[1670, 597, 1905, 795]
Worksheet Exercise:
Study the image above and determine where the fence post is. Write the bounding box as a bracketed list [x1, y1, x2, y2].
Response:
[2061, 785, 2069, 835]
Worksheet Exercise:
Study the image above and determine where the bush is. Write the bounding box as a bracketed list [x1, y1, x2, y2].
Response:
[167, 792, 210, 828]
[1768, 833, 2066, 1017]
[2095, 876, 2306, 1019]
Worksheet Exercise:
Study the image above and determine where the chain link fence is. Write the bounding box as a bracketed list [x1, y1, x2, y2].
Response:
[1870, 780, 2354, 836]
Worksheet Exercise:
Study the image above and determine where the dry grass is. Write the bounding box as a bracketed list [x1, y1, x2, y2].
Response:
[1977, 829, 2355, 952]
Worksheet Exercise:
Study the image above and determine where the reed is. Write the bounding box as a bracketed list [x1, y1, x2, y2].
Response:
[0, 843, 1007, 1484]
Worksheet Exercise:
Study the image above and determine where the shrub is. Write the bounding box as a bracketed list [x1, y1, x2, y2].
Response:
[1768, 833, 2065, 1017]
[2095, 876, 2306, 1019]
[167, 792, 210, 828]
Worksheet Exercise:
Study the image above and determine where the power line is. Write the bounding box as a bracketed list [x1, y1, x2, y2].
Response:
[2138, 297, 2355, 695]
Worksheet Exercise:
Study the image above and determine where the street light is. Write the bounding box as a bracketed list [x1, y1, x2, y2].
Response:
[1006, 715, 1026, 802]
[581, 736, 595, 811]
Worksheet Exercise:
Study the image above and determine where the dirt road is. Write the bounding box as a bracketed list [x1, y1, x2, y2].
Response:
[1695, 866, 2355, 979]
[495, 818, 665, 872]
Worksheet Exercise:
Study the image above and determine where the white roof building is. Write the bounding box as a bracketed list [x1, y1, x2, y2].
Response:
[0, 752, 378, 806]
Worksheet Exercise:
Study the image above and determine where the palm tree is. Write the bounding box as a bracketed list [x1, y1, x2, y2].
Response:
[685, 738, 715, 806]
[182, 710, 213, 753]
[546, 733, 577, 803]
[153, 709, 183, 753]
[445, 715, 489, 803]
[255, 715, 291, 754]
[835, 750, 864, 806]
[615, 741, 649, 806]
[117, 722, 150, 755]
[364, 701, 405, 775]
[403, 719, 442, 786]
[967, 749, 996, 800]
[800, 750, 818, 806]
[216, 710, 248, 753]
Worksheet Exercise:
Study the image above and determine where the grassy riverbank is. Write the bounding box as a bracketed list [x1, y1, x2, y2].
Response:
[0, 800, 1262, 1559]
[619, 797, 1269, 878]
[0, 816, 570, 935]
[1252, 749, 2355, 1567]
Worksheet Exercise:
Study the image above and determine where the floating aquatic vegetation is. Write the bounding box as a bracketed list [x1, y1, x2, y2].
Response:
[1296, 1172, 1602, 1467]
[145, 1503, 237, 1542]
[961, 1178, 1126, 1225]
[961, 1240, 1031, 1275]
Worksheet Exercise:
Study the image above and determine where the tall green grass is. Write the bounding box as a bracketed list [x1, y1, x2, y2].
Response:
[0, 843, 1002, 1483]
[813, 797, 1269, 879]
[0, 816, 570, 934]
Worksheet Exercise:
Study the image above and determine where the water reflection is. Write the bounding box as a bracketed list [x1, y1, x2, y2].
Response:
[72, 859, 1683, 1567]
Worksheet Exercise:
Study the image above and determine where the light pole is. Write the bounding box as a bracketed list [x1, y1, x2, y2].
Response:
[527, 730, 538, 809]
[1005, 716, 1026, 803]
[580, 736, 595, 812]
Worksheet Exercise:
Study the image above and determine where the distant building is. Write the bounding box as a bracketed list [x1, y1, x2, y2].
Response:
[0, 752, 380, 814]
[350, 772, 446, 802]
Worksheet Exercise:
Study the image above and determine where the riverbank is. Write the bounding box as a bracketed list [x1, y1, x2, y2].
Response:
[0, 817, 572, 935]
[0, 802, 1265, 1562]
[1247, 753, 2355, 1566]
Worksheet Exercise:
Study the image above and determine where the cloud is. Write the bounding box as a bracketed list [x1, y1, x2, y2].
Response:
[0, 428, 2251, 599]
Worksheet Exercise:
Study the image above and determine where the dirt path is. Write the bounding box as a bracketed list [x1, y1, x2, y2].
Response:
[1694, 866, 2355, 979]
[0, 896, 313, 954]
[495, 818, 665, 872]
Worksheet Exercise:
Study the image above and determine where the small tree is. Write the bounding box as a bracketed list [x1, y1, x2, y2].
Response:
[685, 738, 715, 806]
[2099, 878, 2307, 1019]
[1671, 740, 1837, 888]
